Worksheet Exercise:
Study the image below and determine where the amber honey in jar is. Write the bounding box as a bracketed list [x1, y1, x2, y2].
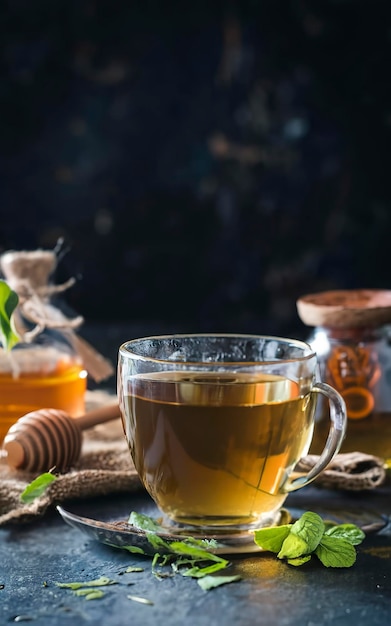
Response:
[0, 340, 87, 442]
[297, 289, 391, 460]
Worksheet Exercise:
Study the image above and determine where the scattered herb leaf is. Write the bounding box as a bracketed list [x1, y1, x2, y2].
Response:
[182, 561, 230, 578]
[74, 589, 105, 600]
[121, 545, 146, 555]
[20, 473, 57, 503]
[124, 566, 144, 573]
[129, 511, 165, 533]
[0, 280, 20, 352]
[197, 575, 241, 591]
[55, 576, 117, 589]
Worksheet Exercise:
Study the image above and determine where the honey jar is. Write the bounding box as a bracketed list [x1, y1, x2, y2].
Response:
[297, 289, 391, 460]
[0, 247, 114, 443]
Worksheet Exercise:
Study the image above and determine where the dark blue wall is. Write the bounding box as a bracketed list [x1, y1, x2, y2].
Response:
[1, 1, 390, 336]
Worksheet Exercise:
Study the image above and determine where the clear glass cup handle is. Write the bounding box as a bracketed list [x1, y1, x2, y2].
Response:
[286, 382, 347, 492]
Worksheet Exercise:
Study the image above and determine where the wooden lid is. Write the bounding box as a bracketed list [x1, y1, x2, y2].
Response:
[296, 289, 391, 328]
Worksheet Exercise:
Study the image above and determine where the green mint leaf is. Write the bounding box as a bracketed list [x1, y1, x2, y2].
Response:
[277, 512, 324, 559]
[55, 576, 117, 589]
[124, 566, 144, 573]
[181, 561, 229, 578]
[287, 555, 312, 567]
[253, 525, 292, 553]
[197, 575, 241, 591]
[278, 532, 309, 560]
[128, 511, 165, 533]
[325, 524, 366, 546]
[147, 533, 171, 551]
[315, 535, 357, 568]
[0, 280, 20, 351]
[74, 589, 105, 600]
[168, 540, 228, 564]
[20, 472, 57, 503]
[289, 511, 325, 552]
[121, 545, 146, 555]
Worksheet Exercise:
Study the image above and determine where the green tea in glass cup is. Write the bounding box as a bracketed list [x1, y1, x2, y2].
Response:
[118, 334, 346, 534]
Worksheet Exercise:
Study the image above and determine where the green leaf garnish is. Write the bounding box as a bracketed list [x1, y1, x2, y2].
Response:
[55, 576, 117, 589]
[54, 577, 117, 601]
[121, 545, 146, 555]
[278, 532, 309, 560]
[253, 511, 365, 568]
[124, 566, 144, 573]
[168, 540, 228, 564]
[197, 575, 241, 591]
[287, 555, 312, 567]
[324, 523, 366, 545]
[20, 472, 57, 503]
[129, 511, 166, 533]
[289, 512, 325, 550]
[253, 525, 291, 553]
[74, 589, 105, 600]
[0, 280, 20, 351]
[315, 535, 357, 568]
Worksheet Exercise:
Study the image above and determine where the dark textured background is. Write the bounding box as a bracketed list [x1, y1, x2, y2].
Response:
[1, 0, 390, 338]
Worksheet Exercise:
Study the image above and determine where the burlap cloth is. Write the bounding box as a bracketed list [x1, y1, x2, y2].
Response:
[0, 391, 387, 527]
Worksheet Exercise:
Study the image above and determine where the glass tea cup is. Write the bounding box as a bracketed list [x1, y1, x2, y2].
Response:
[118, 334, 347, 533]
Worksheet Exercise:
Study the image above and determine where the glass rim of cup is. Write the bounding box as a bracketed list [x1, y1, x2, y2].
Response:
[119, 333, 316, 365]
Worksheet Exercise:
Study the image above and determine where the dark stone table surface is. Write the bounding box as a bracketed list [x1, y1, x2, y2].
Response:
[2, 324, 391, 625]
[1, 484, 390, 626]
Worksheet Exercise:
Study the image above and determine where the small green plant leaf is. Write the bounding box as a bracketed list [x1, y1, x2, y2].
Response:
[253, 525, 292, 553]
[324, 524, 366, 546]
[287, 555, 312, 566]
[0, 280, 20, 351]
[74, 589, 105, 600]
[129, 511, 166, 533]
[124, 566, 144, 573]
[197, 575, 241, 591]
[121, 545, 146, 555]
[289, 511, 325, 552]
[315, 535, 357, 568]
[168, 540, 228, 565]
[55, 576, 117, 589]
[181, 561, 229, 578]
[20, 472, 57, 503]
[278, 532, 309, 560]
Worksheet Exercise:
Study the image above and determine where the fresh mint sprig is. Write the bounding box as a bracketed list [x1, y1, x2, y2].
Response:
[254, 511, 365, 568]
[0, 279, 20, 351]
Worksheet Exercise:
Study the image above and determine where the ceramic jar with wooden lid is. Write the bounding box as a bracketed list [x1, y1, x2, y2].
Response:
[297, 289, 391, 460]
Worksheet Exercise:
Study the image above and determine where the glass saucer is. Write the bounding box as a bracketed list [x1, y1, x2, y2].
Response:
[56, 487, 389, 557]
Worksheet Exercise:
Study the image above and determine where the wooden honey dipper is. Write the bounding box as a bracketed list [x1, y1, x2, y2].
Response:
[0, 403, 120, 473]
